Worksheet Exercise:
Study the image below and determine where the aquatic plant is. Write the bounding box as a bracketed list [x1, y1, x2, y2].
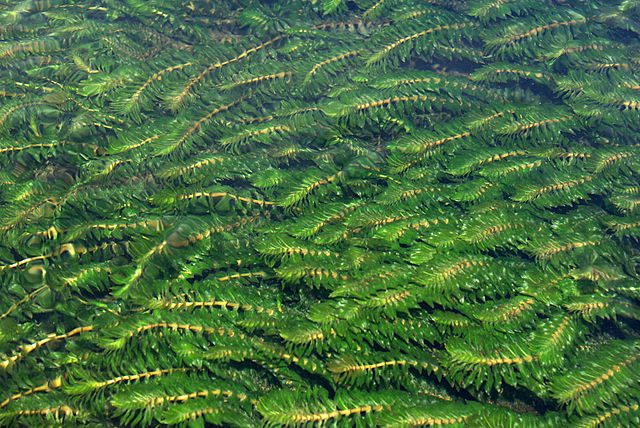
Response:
[1, 0, 639, 426]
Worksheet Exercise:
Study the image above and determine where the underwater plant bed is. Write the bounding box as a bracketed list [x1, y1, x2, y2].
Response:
[1, 0, 640, 426]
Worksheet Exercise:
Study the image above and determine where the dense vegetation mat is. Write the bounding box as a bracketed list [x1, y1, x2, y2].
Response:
[1, 0, 640, 426]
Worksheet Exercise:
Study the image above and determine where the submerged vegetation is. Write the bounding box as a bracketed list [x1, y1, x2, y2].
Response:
[1, 0, 640, 426]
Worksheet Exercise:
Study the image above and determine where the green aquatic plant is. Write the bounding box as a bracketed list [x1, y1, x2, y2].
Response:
[0, 0, 639, 426]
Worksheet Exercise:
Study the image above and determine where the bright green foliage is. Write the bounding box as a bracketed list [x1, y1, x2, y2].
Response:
[1, 0, 640, 427]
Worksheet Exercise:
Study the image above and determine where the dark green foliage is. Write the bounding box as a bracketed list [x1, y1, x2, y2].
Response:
[1, 0, 640, 427]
